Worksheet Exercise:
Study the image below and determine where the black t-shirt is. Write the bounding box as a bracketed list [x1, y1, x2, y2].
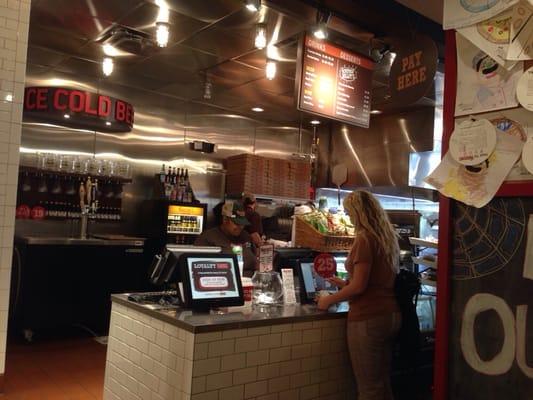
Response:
[194, 227, 257, 276]
[245, 208, 263, 236]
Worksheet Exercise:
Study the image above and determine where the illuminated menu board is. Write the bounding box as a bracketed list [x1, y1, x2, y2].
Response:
[296, 35, 374, 128]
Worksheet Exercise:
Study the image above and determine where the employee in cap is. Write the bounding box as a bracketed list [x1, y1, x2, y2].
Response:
[242, 193, 263, 248]
[195, 201, 257, 277]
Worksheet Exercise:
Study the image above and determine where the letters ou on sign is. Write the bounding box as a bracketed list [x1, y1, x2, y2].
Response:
[313, 253, 337, 279]
[388, 35, 438, 105]
[23, 87, 134, 133]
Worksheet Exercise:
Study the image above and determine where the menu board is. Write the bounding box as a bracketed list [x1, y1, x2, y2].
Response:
[296, 34, 374, 128]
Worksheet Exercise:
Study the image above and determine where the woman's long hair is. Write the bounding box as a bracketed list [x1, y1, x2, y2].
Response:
[343, 190, 400, 273]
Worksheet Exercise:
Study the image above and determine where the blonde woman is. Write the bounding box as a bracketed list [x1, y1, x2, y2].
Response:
[317, 190, 401, 400]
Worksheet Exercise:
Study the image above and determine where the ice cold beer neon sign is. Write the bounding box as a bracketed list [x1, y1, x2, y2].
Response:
[23, 87, 134, 133]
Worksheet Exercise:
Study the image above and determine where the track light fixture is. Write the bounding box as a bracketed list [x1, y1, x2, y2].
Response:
[313, 9, 330, 40]
[203, 74, 212, 100]
[245, 0, 261, 12]
[369, 42, 393, 63]
[254, 23, 267, 49]
[156, 21, 170, 47]
[266, 59, 277, 80]
[102, 57, 114, 77]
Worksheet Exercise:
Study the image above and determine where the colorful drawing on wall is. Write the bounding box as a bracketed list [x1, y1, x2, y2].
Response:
[457, 108, 533, 181]
[424, 129, 523, 208]
[455, 33, 522, 116]
[460, 0, 500, 12]
[444, 0, 518, 30]
[507, 0, 533, 60]
[457, 9, 515, 68]
[448, 197, 533, 399]
[451, 198, 525, 280]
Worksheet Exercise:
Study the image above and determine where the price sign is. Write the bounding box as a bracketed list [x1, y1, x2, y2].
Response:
[259, 244, 274, 272]
[31, 206, 45, 220]
[313, 253, 337, 278]
[16, 204, 31, 219]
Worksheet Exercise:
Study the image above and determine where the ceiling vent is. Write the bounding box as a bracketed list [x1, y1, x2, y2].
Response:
[97, 25, 157, 57]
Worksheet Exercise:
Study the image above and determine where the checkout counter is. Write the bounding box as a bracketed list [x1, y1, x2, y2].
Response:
[103, 245, 355, 400]
[103, 245, 435, 400]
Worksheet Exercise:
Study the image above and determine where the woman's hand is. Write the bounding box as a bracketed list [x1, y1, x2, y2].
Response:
[316, 294, 332, 310]
[326, 276, 347, 288]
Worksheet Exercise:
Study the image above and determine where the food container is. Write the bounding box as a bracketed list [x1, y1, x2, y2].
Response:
[241, 277, 253, 303]
[251, 271, 283, 305]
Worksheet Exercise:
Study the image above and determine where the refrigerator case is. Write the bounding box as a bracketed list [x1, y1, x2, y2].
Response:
[165, 202, 207, 244]
[143, 200, 207, 247]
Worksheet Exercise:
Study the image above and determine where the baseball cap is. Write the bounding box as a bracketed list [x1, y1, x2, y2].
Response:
[221, 201, 250, 226]
[242, 192, 256, 205]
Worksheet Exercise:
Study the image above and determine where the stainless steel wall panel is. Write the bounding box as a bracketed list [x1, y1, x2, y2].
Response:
[325, 107, 435, 188]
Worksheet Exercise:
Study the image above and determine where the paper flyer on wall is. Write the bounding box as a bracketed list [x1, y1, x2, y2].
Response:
[444, 0, 519, 30]
[455, 33, 522, 116]
[424, 130, 523, 208]
[457, 108, 533, 181]
[456, 9, 516, 68]
[507, 0, 533, 60]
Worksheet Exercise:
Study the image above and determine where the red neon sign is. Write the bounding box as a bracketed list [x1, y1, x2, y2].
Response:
[23, 87, 134, 133]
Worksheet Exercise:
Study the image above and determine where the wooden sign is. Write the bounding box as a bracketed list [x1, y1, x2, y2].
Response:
[23, 87, 134, 133]
[389, 35, 438, 105]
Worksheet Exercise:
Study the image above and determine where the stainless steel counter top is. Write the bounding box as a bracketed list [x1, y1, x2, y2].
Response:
[112, 293, 348, 333]
[15, 235, 145, 247]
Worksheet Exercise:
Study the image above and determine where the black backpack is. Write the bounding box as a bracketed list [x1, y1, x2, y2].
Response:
[394, 268, 421, 369]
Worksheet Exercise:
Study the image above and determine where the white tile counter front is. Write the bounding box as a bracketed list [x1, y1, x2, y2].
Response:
[103, 295, 355, 400]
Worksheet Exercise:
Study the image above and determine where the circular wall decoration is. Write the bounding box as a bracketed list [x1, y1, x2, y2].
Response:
[521, 137, 533, 174]
[450, 119, 497, 166]
[460, 0, 499, 13]
[452, 198, 526, 280]
[477, 15, 511, 44]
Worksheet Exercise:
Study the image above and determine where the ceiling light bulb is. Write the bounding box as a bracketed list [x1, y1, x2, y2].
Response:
[102, 57, 114, 77]
[103, 44, 120, 57]
[106, 121, 111, 126]
[252, 107, 264, 112]
[245, 0, 261, 12]
[266, 59, 277, 80]
[203, 79, 212, 100]
[370, 110, 382, 114]
[310, 120, 320, 125]
[313, 21, 328, 40]
[254, 24, 267, 49]
[156, 22, 170, 47]
[64, 114, 70, 119]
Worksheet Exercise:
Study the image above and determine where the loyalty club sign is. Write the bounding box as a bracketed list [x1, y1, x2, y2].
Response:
[23, 87, 134, 133]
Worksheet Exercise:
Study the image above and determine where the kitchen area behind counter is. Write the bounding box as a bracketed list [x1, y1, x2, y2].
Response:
[105, 294, 353, 400]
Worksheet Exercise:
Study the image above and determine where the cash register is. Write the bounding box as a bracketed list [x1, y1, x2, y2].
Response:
[131, 245, 244, 310]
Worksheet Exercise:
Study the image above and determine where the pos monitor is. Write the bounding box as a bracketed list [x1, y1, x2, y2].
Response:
[297, 259, 338, 303]
[178, 253, 244, 310]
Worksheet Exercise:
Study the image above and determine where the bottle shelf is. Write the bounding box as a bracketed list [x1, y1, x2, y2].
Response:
[19, 166, 132, 184]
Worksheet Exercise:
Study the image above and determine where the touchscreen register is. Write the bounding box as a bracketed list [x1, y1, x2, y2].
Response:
[299, 261, 337, 303]
[179, 253, 244, 308]
[186, 257, 240, 300]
